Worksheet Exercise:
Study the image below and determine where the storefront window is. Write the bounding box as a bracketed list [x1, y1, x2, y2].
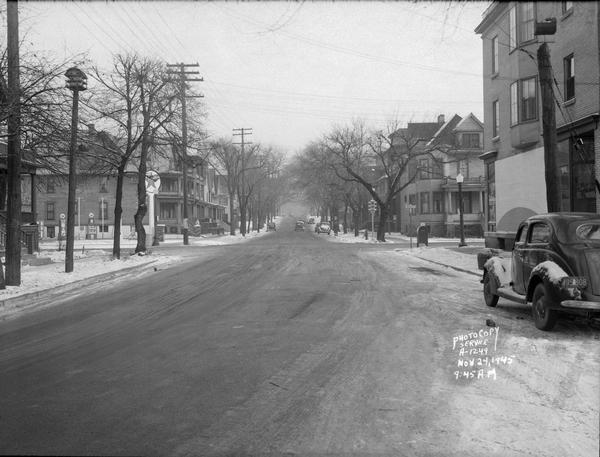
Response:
[572, 136, 596, 212]
[557, 139, 570, 211]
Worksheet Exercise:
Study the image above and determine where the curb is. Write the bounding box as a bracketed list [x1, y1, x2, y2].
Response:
[0, 259, 160, 320]
[411, 255, 482, 277]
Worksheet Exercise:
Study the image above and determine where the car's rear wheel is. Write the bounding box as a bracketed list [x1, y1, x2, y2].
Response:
[483, 272, 499, 307]
[532, 283, 558, 331]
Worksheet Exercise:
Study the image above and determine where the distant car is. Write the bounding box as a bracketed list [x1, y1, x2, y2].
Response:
[480, 213, 600, 330]
[267, 221, 276, 231]
[294, 222, 305, 231]
[308, 217, 315, 224]
[316, 222, 331, 235]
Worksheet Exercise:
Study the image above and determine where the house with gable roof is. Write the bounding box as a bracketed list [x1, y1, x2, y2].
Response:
[397, 113, 486, 237]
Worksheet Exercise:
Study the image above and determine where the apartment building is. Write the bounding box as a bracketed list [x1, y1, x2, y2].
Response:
[475, 1, 599, 238]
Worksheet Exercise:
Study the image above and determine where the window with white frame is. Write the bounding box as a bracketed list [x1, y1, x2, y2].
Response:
[491, 36, 499, 74]
[564, 54, 575, 101]
[521, 77, 537, 121]
[510, 78, 538, 125]
[419, 192, 430, 214]
[456, 159, 468, 178]
[462, 133, 480, 148]
[508, 7, 517, 51]
[418, 158, 430, 179]
[492, 100, 500, 137]
[99, 200, 109, 220]
[432, 192, 443, 213]
[46, 202, 55, 220]
[160, 202, 177, 219]
[510, 82, 519, 125]
[520, 2, 535, 43]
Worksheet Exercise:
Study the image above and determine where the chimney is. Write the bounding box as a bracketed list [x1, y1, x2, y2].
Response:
[437, 114, 445, 125]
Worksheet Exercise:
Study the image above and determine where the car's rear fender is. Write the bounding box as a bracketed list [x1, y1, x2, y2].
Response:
[525, 261, 579, 306]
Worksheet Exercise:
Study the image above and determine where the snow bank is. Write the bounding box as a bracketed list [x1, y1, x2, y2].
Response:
[0, 252, 183, 302]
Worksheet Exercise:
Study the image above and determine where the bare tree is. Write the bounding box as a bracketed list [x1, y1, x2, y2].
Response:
[0, 19, 84, 283]
[320, 120, 450, 241]
[84, 53, 176, 257]
[209, 138, 241, 236]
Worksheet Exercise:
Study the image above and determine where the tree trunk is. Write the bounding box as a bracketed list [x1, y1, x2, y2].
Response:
[377, 206, 389, 242]
[239, 200, 247, 236]
[112, 164, 126, 259]
[134, 137, 150, 253]
[343, 203, 348, 234]
[228, 190, 236, 235]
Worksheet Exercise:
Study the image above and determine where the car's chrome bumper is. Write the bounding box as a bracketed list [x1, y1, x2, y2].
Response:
[561, 300, 600, 310]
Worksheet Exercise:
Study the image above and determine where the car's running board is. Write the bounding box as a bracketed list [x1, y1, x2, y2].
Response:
[496, 287, 528, 304]
[561, 300, 600, 310]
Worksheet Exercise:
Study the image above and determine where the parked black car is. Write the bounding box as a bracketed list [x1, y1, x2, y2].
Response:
[480, 213, 600, 330]
[294, 221, 305, 231]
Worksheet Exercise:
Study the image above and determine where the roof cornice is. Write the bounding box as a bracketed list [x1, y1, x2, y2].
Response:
[474, 1, 508, 35]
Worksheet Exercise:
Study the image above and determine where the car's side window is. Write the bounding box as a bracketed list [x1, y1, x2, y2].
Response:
[515, 225, 527, 244]
[529, 223, 550, 244]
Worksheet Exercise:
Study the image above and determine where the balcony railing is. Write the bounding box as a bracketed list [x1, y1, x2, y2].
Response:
[442, 176, 485, 185]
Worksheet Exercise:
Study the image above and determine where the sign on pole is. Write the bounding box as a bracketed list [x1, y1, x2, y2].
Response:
[145, 170, 160, 248]
[145, 170, 161, 194]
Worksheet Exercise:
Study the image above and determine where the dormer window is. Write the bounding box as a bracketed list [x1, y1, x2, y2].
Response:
[462, 133, 480, 148]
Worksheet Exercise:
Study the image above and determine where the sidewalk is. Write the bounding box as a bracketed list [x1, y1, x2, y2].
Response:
[393, 245, 483, 276]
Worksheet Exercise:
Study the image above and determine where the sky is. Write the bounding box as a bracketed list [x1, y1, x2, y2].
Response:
[19, 1, 489, 155]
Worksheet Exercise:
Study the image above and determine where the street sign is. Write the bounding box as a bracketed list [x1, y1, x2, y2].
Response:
[145, 170, 161, 194]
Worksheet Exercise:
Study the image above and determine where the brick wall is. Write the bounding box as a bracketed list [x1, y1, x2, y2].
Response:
[37, 173, 147, 238]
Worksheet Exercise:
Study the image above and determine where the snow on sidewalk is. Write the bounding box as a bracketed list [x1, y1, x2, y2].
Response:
[1, 228, 272, 306]
[0, 250, 183, 303]
[394, 246, 481, 275]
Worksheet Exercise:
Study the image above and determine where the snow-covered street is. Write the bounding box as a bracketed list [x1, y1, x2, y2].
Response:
[0, 224, 597, 456]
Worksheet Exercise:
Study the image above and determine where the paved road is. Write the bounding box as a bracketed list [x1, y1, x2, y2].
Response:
[1, 219, 598, 456]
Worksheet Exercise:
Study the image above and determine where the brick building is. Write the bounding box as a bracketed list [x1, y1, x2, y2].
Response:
[475, 1, 599, 243]
[36, 127, 228, 240]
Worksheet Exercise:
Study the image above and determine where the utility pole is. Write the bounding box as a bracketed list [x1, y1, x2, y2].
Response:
[5, 0, 22, 286]
[532, 17, 561, 213]
[167, 63, 203, 245]
[233, 128, 252, 235]
[537, 43, 560, 212]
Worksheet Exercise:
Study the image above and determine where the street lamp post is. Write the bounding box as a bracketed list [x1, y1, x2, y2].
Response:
[65, 67, 87, 273]
[456, 172, 467, 247]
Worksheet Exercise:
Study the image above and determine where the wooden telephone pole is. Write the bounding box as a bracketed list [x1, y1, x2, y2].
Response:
[233, 128, 252, 235]
[537, 42, 561, 213]
[166, 63, 203, 245]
